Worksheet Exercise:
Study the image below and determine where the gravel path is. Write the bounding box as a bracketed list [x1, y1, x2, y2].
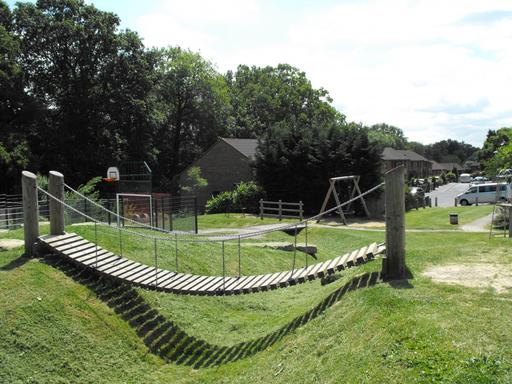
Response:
[460, 213, 493, 232]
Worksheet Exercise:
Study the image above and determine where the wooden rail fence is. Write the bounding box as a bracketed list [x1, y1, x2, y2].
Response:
[259, 199, 303, 221]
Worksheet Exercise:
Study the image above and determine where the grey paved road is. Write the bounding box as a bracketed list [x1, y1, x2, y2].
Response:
[427, 183, 471, 207]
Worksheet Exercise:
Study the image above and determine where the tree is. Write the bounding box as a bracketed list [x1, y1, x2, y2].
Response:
[226, 64, 343, 138]
[0, 0, 35, 192]
[477, 128, 512, 174]
[151, 47, 231, 189]
[179, 166, 207, 193]
[12, 0, 156, 186]
[256, 119, 381, 212]
[423, 139, 477, 164]
[367, 123, 407, 151]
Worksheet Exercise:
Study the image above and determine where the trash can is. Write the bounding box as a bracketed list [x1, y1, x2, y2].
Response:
[449, 213, 458, 225]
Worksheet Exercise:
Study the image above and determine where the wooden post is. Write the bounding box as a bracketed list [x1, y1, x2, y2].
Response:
[475, 197, 479, 206]
[435, 197, 438, 207]
[382, 166, 406, 280]
[454, 198, 458, 207]
[259, 199, 263, 220]
[49, 171, 65, 235]
[299, 200, 303, 221]
[278, 199, 282, 221]
[194, 197, 198, 234]
[508, 206, 512, 238]
[22, 171, 39, 257]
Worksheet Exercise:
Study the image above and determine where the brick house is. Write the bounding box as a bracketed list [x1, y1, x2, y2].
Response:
[430, 161, 464, 176]
[381, 147, 432, 178]
[176, 138, 258, 209]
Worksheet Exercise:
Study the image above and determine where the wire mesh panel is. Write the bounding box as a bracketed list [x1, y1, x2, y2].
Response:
[0, 194, 24, 230]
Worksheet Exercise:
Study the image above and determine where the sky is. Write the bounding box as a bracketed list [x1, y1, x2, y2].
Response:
[6, 0, 512, 147]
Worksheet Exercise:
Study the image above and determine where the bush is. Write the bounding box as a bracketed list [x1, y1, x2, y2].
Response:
[446, 172, 457, 182]
[232, 182, 265, 213]
[205, 182, 265, 214]
[205, 191, 233, 214]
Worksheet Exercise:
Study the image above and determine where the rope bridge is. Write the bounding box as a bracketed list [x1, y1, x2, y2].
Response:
[21, 168, 408, 292]
[39, 232, 385, 295]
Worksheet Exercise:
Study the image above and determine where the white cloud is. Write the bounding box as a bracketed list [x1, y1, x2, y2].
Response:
[134, 0, 512, 146]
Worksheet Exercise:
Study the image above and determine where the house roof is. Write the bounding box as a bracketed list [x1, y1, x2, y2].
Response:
[431, 162, 464, 171]
[381, 147, 430, 162]
[221, 138, 258, 159]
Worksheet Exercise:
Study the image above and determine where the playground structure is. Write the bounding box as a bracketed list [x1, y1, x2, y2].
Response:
[317, 175, 371, 225]
[21, 167, 406, 294]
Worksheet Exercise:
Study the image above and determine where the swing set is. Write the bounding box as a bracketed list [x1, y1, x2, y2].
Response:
[316, 175, 371, 225]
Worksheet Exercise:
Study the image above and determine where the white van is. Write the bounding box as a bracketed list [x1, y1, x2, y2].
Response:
[456, 183, 511, 205]
[459, 173, 472, 183]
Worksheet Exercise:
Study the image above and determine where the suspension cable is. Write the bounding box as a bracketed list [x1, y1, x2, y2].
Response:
[42, 180, 385, 243]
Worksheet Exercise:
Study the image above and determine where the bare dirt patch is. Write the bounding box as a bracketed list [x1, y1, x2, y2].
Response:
[423, 264, 512, 293]
[0, 239, 24, 251]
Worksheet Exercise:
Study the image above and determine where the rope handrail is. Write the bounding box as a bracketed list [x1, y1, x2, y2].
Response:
[42, 181, 385, 243]
[64, 182, 385, 239]
[37, 187, 213, 243]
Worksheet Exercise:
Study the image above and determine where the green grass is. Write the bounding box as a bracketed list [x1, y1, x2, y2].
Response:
[405, 206, 494, 230]
[1, 216, 512, 383]
[198, 213, 297, 229]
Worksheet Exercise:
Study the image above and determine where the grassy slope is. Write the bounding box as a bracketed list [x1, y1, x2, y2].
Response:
[1, 217, 512, 383]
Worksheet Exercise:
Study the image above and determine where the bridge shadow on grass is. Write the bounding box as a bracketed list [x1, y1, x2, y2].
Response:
[1, 254, 30, 271]
[43, 254, 382, 369]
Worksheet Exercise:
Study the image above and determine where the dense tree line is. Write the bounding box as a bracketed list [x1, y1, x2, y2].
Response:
[0, 0, 385, 201]
[367, 123, 479, 166]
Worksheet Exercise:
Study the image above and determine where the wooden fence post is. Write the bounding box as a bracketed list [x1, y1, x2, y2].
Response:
[435, 197, 438, 207]
[509, 206, 512, 238]
[382, 166, 406, 280]
[278, 199, 282, 221]
[259, 199, 263, 220]
[49, 171, 65, 235]
[22, 171, 39, 257]
[299, 200, 303, 221]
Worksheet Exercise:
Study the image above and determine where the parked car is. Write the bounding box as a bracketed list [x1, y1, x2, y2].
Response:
[410, 187, 425, 197]
[456, 183, 511, 205]
[459, 173, 473, 183]
[471, 176, 487, 185]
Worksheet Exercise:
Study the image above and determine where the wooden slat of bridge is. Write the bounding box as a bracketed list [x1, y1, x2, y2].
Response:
[39, 233, 385, 296]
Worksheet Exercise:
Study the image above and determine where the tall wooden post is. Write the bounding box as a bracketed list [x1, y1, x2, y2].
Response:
[49, 171, 65, 235]
[382, 166, 406, 280]
[22, 171, 39, 257]
[508, 206, 512, 238]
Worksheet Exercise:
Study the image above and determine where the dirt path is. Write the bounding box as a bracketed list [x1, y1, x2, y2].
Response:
[460, 213, 493, 232]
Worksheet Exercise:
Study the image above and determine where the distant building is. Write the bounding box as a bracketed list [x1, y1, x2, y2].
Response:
[430, 161, 464, 176]
[176, 138, 258, 210]
[381, 147, 432, 178]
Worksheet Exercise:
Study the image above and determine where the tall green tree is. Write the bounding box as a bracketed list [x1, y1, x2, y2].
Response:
[367, 123, 407, 151]
[0, 0, 35, 192]
[256, 119, 381, 212]
[12, 0, 155, 186]
[477, 128, 512, 175]
[423, 139, 477, 164]
[226, 64, 343, 138]
[151, 47, 231, 189]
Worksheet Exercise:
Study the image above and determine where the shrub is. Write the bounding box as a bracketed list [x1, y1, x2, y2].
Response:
[205, 182, 265, 214]
[446, 172, 457, 182]
[205, 191, 233, 214]
[232, 181, 265, 213]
